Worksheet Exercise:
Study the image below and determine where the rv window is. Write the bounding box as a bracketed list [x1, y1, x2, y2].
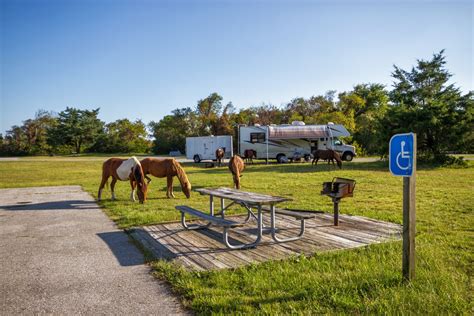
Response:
[334, 139, 342, 146]
[250, 133, 266, 143]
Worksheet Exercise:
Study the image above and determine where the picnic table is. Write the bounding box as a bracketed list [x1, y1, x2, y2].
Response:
[175, 187, 316, 249]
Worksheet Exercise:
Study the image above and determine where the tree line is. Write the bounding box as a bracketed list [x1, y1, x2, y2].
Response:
[1, 51, 472, 162]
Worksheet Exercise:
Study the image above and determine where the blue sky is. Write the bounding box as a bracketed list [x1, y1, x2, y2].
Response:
[1, 0, 472, 133]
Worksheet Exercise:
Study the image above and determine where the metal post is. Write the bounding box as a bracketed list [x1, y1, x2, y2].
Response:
[220, 198, 225, 218]
[333, 198, 339, 226]
[210, 195, 214, 216]
[266, 126, 269, 164]
[403, 136, 416, 281]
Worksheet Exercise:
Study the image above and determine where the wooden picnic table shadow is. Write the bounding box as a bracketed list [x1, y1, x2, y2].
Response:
[0, 200, 99, 211]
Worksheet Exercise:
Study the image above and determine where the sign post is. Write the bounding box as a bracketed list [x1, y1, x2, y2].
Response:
[389, 133, 416, 281]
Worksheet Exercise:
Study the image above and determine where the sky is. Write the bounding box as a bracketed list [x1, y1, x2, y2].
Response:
[1, 0, 472, 134]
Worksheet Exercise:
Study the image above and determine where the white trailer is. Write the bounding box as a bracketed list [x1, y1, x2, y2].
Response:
[238, 122, 356, 162]
[186, 135, 233, 163]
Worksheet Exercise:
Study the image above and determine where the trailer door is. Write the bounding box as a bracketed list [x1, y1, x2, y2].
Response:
[203, 139, 214, 160]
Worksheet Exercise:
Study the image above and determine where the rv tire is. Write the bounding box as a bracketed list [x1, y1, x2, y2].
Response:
[342, 152, 354, 161]
[193, 155, 201, 163]
[276, 154, 286, 164]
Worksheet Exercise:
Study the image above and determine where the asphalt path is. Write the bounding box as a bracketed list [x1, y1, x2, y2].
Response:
[0, 186, 188, 315]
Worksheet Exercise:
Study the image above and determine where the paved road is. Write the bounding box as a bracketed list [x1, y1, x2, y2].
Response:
[0, 186, 187, 315]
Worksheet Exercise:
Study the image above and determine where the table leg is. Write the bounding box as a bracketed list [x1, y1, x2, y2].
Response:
[270, 204, 305, 243]
[220, 198, 225, 218]
[222, 204, 263, 249]
[210, 195, 214, 216]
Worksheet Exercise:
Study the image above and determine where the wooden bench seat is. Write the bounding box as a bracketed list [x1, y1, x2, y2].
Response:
[261, 206, 319, 220]
[176, 205, 244, 228]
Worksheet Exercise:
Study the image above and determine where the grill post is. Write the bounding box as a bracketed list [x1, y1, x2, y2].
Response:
[333, 198, 340, 226]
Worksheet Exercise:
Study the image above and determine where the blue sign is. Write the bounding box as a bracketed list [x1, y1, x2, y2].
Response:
[389, 133, 415, 177]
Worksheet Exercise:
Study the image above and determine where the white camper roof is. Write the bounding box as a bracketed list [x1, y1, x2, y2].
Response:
[267, 124, 350, 139]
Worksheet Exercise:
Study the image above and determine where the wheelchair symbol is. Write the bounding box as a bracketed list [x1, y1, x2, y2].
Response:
[396, 141, 411, 170]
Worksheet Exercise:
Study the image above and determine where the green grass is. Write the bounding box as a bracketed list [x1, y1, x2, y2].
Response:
[0, 157, 472, 314]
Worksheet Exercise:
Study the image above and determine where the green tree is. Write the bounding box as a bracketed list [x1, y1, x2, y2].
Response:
[89, 118, 149, 153]
[338, 84, 389, 155]
[1, 125, 28, 155]
[196, 93, 223, 135]
[383, 50, 473, 159]
[48, 107, 104, 154]
[149, 107, 195, 154]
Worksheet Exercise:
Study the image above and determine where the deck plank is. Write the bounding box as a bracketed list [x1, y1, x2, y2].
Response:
[133, 213, 402, 271]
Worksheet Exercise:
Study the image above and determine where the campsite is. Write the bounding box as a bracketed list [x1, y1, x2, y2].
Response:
[1, 1, 472, 314]
[0, 156, 472, 314]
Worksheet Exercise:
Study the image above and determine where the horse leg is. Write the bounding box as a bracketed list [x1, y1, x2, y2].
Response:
[110, 178, 117, 201]
[166, 176, 175, 198]
[98, 174, 109, 201]
[145, 175, 152, 184]
[129, 179, 137, 201]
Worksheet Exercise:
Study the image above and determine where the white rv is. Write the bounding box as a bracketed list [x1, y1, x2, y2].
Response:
[238, 122, 356, 162]
[186, 135, 233, 163]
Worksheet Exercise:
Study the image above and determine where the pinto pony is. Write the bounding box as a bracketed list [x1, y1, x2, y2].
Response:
[215, 147, 225, 167]
[98, 157, 148, 203]
[312, 149, 342, 169]
[243, 149, 256, 164]
[229, 155, 245, 189]
[140, 158, 191, 198]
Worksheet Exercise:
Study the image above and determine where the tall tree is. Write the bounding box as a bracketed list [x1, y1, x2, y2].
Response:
[196, 93, 223, 135]
[89, 118, 149, 153]
[338, 84, 389, 154]
[48, 107, 104, 153]
[383, 50, 473, 159]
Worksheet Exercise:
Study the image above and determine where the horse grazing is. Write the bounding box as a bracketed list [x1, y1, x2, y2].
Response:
[243, 149, 256, 164]
[215, 147, 225, 167]
[312, 149, 342, 169]
[98, 157, 148, 203]
[140, 158, 191, 198]
[229, 155, 245, 189]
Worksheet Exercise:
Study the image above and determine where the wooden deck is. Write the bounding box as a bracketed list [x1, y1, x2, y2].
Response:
[130, 213, 402, 271]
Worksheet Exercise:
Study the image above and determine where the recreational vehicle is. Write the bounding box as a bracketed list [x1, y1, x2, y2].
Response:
[186, 135, 233, 163]
[238, 122, 356, 163]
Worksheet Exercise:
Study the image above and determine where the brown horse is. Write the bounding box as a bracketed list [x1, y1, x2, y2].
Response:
[229, 155, 245, 189]
[215, 147, 225, 167]
[243, 149, 256, 164]
[98, 157, 148, 203]
[312, 149, 342, 169]
[140, 158, 191, 198]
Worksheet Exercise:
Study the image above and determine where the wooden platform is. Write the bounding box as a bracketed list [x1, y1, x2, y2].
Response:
[130, 213, 402, 271]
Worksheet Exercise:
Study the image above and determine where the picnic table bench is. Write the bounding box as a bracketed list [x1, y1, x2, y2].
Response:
[176, 187, 320, 249]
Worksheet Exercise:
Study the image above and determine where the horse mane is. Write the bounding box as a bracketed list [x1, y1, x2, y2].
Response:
[133, 163, 145, 186]
[171, 159, 190, 189]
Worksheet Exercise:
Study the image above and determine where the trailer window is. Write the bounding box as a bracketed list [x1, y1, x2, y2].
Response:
[250, 133, 266, 143]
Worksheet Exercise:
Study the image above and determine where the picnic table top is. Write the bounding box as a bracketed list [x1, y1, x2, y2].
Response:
[195, 187, 292, 205]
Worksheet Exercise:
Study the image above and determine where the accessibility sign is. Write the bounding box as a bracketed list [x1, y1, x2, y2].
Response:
[389, 133, 415, 177]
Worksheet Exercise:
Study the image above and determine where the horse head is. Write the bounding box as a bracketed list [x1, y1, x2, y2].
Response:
[133, 164, 148, 203]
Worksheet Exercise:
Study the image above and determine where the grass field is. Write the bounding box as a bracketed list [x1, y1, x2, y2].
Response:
[0, 157, 472, 314]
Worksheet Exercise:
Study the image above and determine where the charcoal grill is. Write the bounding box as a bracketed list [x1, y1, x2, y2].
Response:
[321, 177, 356, 226]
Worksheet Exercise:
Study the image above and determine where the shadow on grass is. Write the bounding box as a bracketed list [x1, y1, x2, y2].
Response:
[0, 200, 98, 211]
